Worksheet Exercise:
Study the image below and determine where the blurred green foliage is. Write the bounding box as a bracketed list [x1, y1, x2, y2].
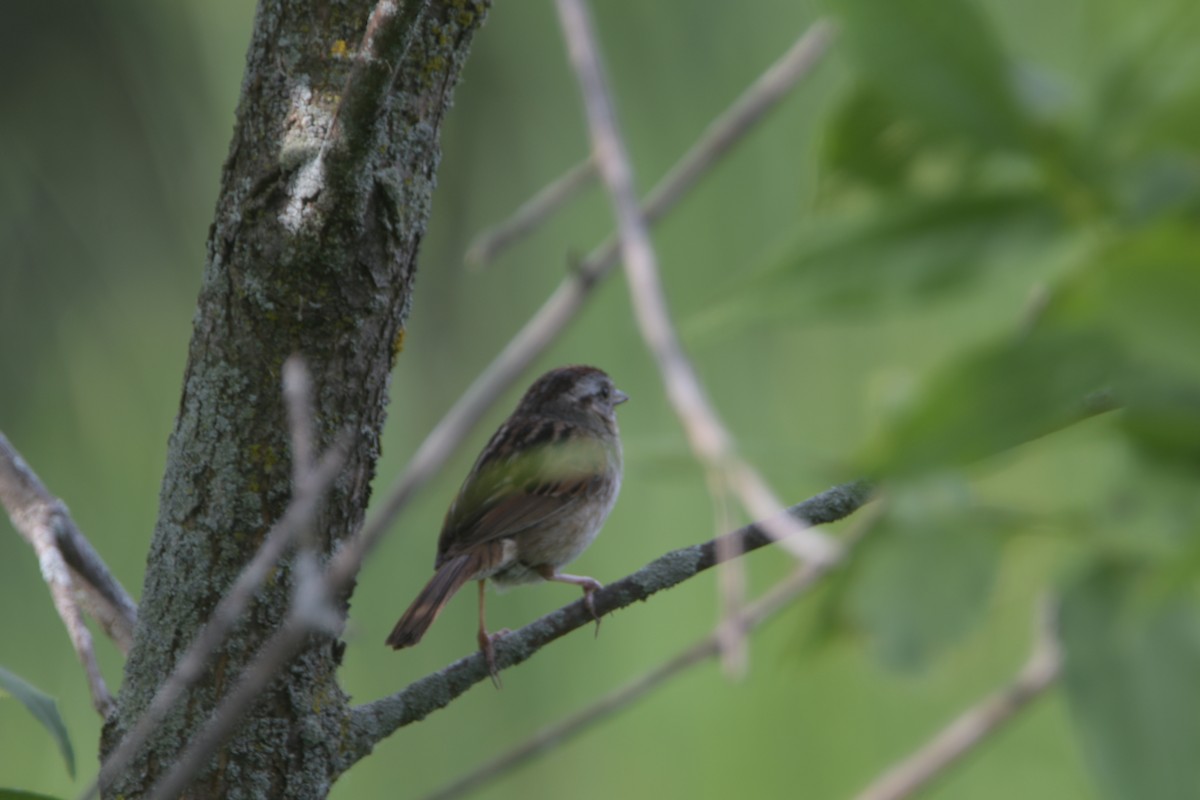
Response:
[1061, 563, 1200, 800]
[2, 0, 1199, 798]
[0, 789, 66, 800]
[0, 668, 74, 779]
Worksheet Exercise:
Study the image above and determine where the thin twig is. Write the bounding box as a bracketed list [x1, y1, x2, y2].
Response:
[556, 0, 837, 565]
[465, 157, 597, 268]
[854, 599, 1063, 800]
[133, 25, 838, 796]
[26, 515, 114, 715]
[283, 358, 340, 632]
[90, 359, 347, 800]
[359, 19, 837, 566]
[0, 433, 140, 715]
[284, 355, 316, 485]
[146, 481, 869, 799]
[554, 0, 837, 683]
[0, 433, 138, 653]
[141, 618, 312, 800]
[422, 513, 877, 800]
[708, 473, 746, 679]
[343, 480, 873, 764]
[425, 567, 825, 800]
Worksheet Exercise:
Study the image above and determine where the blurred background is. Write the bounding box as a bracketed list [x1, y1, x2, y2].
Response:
[2, 0, 1199, 798]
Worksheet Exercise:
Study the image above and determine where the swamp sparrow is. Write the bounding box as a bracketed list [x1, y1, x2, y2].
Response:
[386, 365, 627, 682]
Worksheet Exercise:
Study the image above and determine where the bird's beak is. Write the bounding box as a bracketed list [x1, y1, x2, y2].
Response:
[613, 389, 630, 405]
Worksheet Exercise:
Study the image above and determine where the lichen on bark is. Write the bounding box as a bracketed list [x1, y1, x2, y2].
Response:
[100, 2, 490, 796]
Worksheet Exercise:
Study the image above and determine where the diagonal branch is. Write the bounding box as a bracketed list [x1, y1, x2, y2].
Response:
[554, 0, 836, 677]
[90, 358, 347, 800]
[555, 0, 837, 564]
[1, 432, 138, 716]
[421, 514, 877, 800]
[344, 479, 872, 764]
[465, 157, 597, 268]
[15, 507, 113, 716]
[854, 598, 1063, 800]
[147, 480, 868, 798]
[0, 433, 138, 653]
[362, 18, 836, 562]
[130, 23, 835, 796]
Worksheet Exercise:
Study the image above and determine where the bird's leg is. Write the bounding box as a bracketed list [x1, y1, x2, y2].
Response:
[537, 566, 604, 636]
[476, 580, 505, 688]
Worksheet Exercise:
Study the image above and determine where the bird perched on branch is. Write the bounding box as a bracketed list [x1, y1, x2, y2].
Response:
[386, 365, 627, 684]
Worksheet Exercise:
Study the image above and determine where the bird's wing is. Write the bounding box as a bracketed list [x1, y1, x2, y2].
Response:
[436, 419, 608, 561]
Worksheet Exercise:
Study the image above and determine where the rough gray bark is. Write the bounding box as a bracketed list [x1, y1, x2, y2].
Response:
[99, 1, 490, 796]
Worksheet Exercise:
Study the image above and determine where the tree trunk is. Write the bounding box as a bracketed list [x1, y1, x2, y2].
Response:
[100, 1, 490, 796]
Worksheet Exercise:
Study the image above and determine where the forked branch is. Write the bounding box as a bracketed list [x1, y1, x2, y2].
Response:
[0, 433, 138, 715]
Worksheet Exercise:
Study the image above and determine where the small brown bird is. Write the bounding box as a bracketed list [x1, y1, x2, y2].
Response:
[386, 365, 627, 682]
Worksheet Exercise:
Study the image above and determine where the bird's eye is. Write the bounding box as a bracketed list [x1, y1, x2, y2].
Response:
[598, 385, 611, 401]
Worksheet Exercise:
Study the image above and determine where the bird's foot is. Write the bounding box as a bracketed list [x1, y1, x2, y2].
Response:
[477, 628, 511, 688]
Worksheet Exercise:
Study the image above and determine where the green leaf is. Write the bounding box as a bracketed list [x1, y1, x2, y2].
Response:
[766, 189, 1058, 311]
[828, 0, 1031, 150]
[847, 477, 1009, 670]
[805, 192, 1053, 301]
[686, 189, 1060, 343]
[0, 790, 68, 800]
[1083, 449, 1200, 559]
[1046, 222, 1200, 385]
[1060, 562, 1200, 800]
[1111, 154, 1200, 224]
[1118, 372, 1200, 471]
[1044, 222, 1200, 467]
[823, 82, 963, 191]
[1085, 3, 1200, 155]
[860, 329, 1117, 478]
[0, 667, 75, 779]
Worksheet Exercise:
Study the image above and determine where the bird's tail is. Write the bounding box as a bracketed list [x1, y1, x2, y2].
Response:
[386, 553, 480, 649]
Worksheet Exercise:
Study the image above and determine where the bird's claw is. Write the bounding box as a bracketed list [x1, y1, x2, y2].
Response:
[581, 580, 603, 637]
[478, 628, 511, 689]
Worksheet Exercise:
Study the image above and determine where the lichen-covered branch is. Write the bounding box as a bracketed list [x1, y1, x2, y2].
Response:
[344, 480, 872, 762]
[421, 529, 871, 800]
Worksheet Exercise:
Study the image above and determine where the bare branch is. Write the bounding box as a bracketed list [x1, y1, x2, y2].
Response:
[144, 481, 867, 799]
[555, 0, 837, 568]
[284, 355, 316, 484]
[0, 433, 119, 715]
[90, 360, 347, 799]
[344, 480, 872, 765]
[127, 24, 837, 795]
[709, 475, 747, 678]
[467, 18, 837, 270]
[424, 569, 824, 800]
[129, 449, 349, 800]
[283, 356, 340, 632]
[422, 513, 877, 800]
[465, 157, 597, 268]
[141, 620, 310, 800]
[0, 433, 138, 653]
[854, 599, 1063, 800]
[361, 18, 837, 567]
[26, 514, 114, 715]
